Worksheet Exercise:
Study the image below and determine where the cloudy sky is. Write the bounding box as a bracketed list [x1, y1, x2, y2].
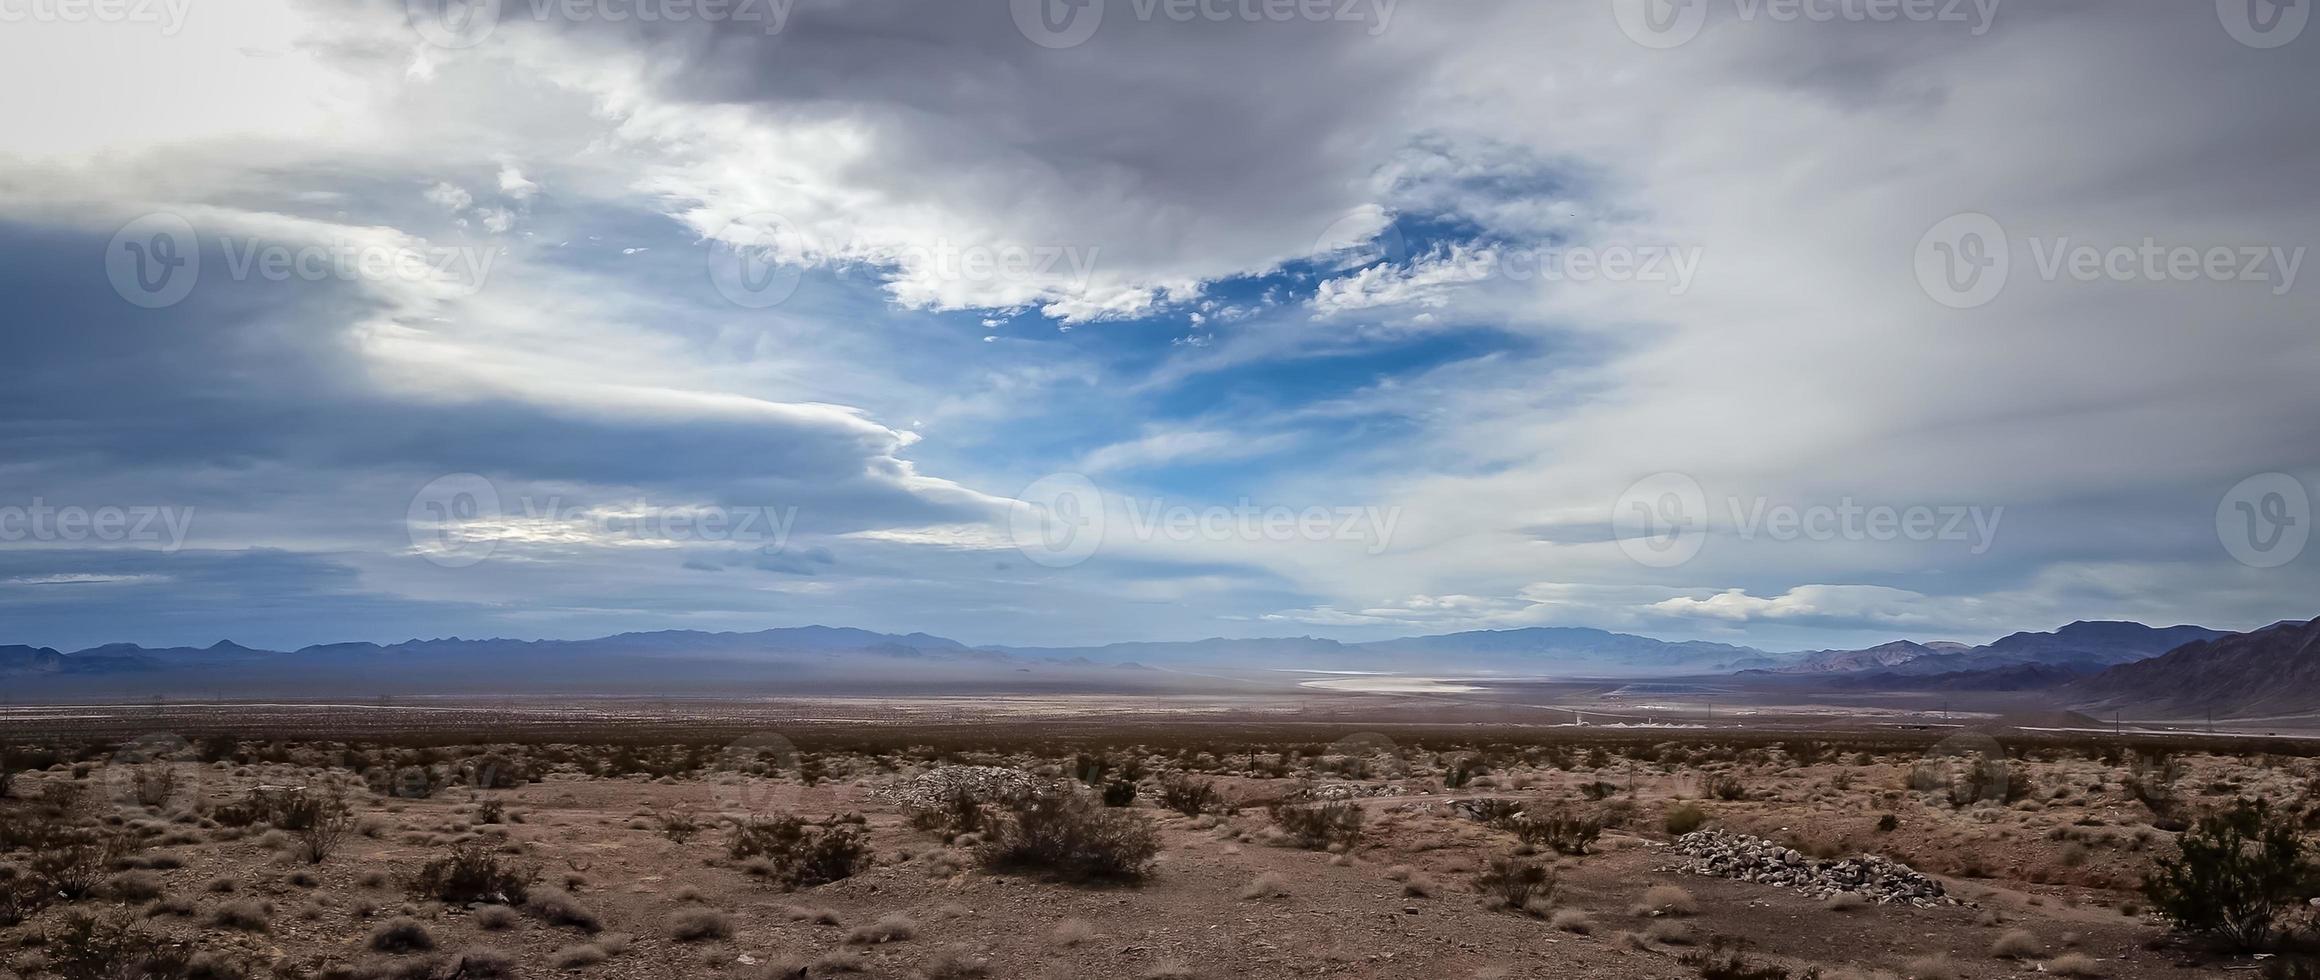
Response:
[1, 0, 2314, 653]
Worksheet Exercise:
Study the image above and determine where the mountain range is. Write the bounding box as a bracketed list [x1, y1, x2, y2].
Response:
[8, 617, 2316, 718]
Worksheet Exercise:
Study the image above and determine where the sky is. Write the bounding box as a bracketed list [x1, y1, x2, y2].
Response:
[0, 0, 2315, 654]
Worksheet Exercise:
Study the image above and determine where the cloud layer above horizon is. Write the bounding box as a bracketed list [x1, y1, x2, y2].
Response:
[1, 0, 2315, 652]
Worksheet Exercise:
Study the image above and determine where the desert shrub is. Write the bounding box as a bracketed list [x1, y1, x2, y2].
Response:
[1704, 773, 1747, 802]
[208, 899, 271, 931]
[667, 907, 733, 941]
[410, 840, 537, 905]
[845, 912, 919, 945]
[1551, 908, 1594, 933]
[473, 905, 519, 930]
[728, 815, 868, 889]
[40, 910, 248, 980]
[295, 790, 357, 864]
[369, 916, 437, 953]
[918, 945, 991, 979]
[1472, 854, 1555, 910]
[653, 806, 701, 844]
[1665, 803, 1707, 835]
[30, 829, 135, 901]
[1632, 884, 1697, 917]
[2045, 953, 2103, 977]
[473, 799, 506, 824]
[129, 764, 179, 808]
[550, 944, 608, 968]
[1102, 780, 1139, 807]
[979, 789, 1160, 882]
[2144, 797, 2311, 950]
[907, 786, 992, 836]
[1527, 807, 1603, 855]
[102, 870, 165, 902]
[1238, 871, 1290, 900]
[524, 887, 603, 932]
[1876, 813, 1899, 832]
[1157, 775, 1220, 816]
[1989, 928, 2041, 958]
[1268, 802, 1362, 850]
[447, 948, 518, 979]
[1051, 917, 1097, 946]
[1679, 939, 1793, 980]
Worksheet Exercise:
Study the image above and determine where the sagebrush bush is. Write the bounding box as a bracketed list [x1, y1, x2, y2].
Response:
[728, 815, 868, 889]
[524, 887, 603, 933]
[1472, 854, 1554, 910]
[368, 917, 436, 953]
[979, 789, 1160, 882]
[2144, 797, 2310, 950]
[410, 841, 536, 905]
[1157, 775, 1220, 816]
[1268, 802, 1362, 851]
[1664, 803, 1707, 835]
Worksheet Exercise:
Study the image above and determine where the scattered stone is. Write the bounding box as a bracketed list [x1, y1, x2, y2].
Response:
[1668, 830, 1960, 908]
[874, 766, 1041, 811]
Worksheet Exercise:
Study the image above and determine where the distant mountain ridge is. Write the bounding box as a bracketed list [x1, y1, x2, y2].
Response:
[1757, 621, 2228, 679]
[0, 618, 2254, 698]
[2071, 618, 2320, 718]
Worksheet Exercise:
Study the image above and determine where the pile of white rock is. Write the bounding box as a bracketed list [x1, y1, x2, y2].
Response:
[1670, 830, 1960, 907]
[876, 765, 1041, 811]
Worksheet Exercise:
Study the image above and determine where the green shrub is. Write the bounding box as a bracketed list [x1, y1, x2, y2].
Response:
[979, 790, 1159, 882]
[1268, 802, 1363, 851]
[1665, 803, 1707, 835]
[409, 840, 536, 905]
[1472, 853, 1554, 909]
[1157, 775, 1219, 816]
[2144, 797, 2311, 951]
[728, 815, 868, 889]
[1101, 780, 1138, 807]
